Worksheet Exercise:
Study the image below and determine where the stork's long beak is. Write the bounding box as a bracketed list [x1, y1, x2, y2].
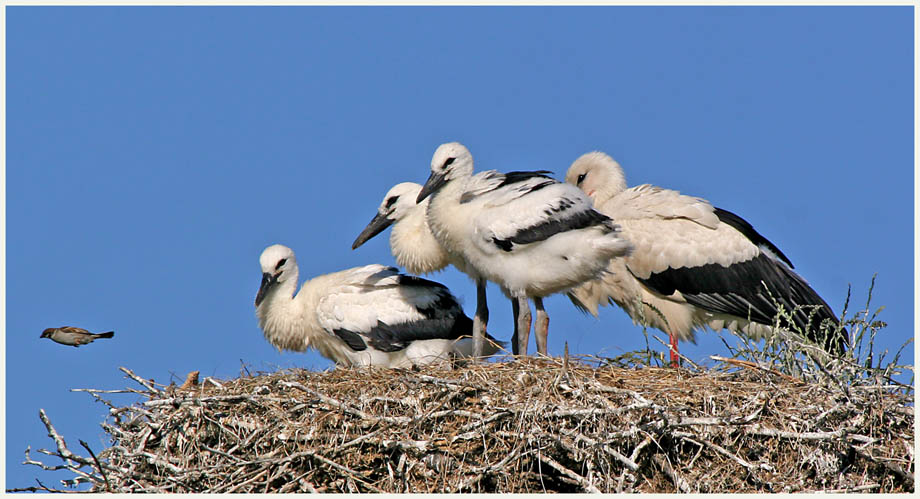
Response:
[352, 212, 394, 250]
[417, 171, 448, 203]
[255, 272, 278, 307]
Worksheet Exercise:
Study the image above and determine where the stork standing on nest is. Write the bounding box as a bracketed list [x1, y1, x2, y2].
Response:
[415, 142, 633, 357]
[353, 181, 523, 359]
[564, 151, 846, 366]
[254, 244, 503, 368]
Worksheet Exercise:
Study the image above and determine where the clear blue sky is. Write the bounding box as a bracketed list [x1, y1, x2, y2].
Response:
[5, 6, 913, 490]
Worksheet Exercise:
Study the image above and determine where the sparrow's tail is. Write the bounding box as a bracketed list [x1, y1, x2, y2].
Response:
[95, 331, 115, 339]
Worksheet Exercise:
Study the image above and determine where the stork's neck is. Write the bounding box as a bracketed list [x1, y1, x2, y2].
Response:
[424, 179, 469, 257]
[255, 270, 311, 352]
[595, 169, 628, 206]
[391, 202, 449, 275]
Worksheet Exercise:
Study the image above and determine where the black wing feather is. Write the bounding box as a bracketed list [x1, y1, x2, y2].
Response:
[636, 254, 845, 352]
[501, 208, 611, 249]
[497, 170, 554, 188]
[492, 191, 613, 251]
[350, 275, 498, 353]
[333, 329, 368, 351]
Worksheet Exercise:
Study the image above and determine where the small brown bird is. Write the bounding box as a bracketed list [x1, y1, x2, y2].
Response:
[40, 327, 114, 347]
[179, 371, 200, 391]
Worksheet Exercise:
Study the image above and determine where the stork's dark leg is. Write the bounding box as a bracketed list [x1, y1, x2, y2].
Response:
[534, 297, 549, 356]
[472, 279, 488, 358]
[512, 295, 532, 356]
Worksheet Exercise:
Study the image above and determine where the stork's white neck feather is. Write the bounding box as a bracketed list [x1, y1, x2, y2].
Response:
[255, 267, 353, 365]
[255, 266, 310, 353]
[390, 198, 450, 275]
[424, 174, 479, 279]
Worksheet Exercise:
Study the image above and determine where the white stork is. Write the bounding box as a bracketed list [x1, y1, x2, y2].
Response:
[564, 152, 846, 365]
[353, 182, 533, 360]
[416, 142, 634, 357]
[254, 244, 504, 368]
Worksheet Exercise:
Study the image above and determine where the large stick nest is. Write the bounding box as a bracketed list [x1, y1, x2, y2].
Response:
[18, 356, 915, 493]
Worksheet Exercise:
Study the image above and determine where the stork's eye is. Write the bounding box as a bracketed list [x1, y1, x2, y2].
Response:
[385, 196, 398, 209]
[275, 258, 287, 270]
[442, 157, 456, 169]
[576, 173, 587, 185]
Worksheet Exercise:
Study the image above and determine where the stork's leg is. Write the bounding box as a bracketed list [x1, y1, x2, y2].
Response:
[668, 332, 680, 368]
[512, 296, 532, 356]
[534, 297, 549, 356]
[471, 279, 489, 358]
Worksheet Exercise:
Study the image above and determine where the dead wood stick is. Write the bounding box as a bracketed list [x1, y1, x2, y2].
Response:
[38, 409, 77, 465]
[5, 478, 83, 494]
[403, 373, 482, 390]
[454, 446, 533, 492]
[106, 446, 186, 474]
[327, 427, 387, 457]
[281, 381, 410, 424]
[424, 409, 479, 420]
[585, 381, 667, 412]
[537, 453, 602, 493]
[629, 435, 654, 463]
[817, 483, 881, 493]
[560, 429, 640, 471]
[652, 454, 690, 493]
[456, 409, 512, 434]
[851, 447, 914, 489]
[119, 366, 162, 393]
[308, 452, 385, 493]
[676, 433, 765, 474]
[32, 412, 113, 485]
[710, 355, 804, 384]
[615, 434, 654, 493]
[201, 444, 242, 462]
[542, 404, 654, 419]
[652, 334, 702, 370]
[745, 425, 876, 444]
[143, 393, 274, 408]
[71, 387, 153, 396]
[237, 449, 384, 493]
[28, 449, 101, 486]
[22, 446, 95, 481]
[79, 440, 111, 492]
[224, 468, 270, 493]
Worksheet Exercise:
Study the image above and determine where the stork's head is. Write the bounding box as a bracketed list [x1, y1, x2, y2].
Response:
[417, 142, 474, 203]
[565, 151, 628, 206]
[256, 244, 298, 307]
[352, 182, 424, 250]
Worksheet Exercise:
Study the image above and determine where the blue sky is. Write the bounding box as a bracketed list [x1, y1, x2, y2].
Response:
[5, 6, 913, 490]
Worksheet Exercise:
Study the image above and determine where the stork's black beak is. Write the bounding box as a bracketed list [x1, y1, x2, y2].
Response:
[417, 171, 448, 203]
[352, 212, 394, 250]
[255, 272, 278, 307]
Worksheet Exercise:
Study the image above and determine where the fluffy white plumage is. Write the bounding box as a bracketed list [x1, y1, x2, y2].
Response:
[352, 182, 452, 276]
[254, 244, 502, 368]
[417, 142, 634, 356]
[564, 151, 844, 360]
